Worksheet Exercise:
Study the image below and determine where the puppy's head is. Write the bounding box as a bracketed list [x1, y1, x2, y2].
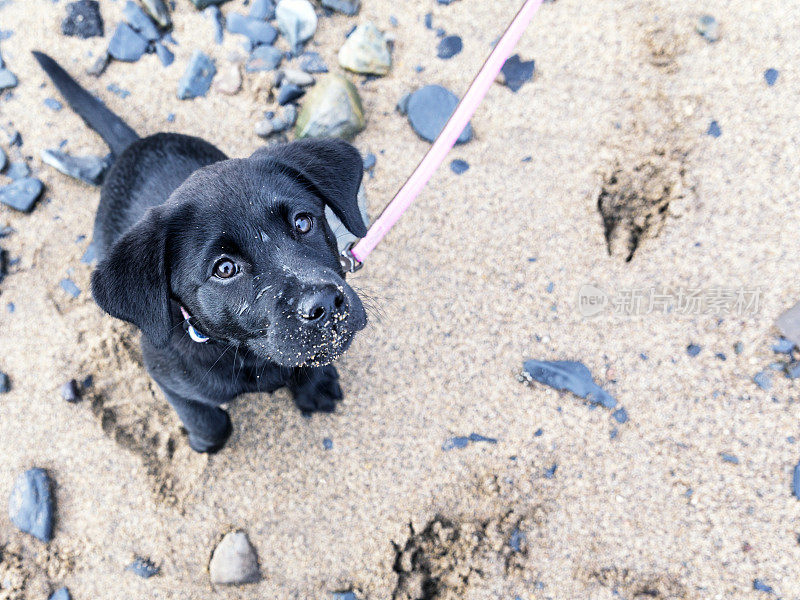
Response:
[92, 138, 368, 367]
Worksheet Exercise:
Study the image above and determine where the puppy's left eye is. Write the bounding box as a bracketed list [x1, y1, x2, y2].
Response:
[294, 213, 313, 234]
[213, 258, 238, 279]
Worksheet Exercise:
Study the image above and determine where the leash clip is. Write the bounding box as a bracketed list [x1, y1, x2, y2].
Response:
[339, 241, 363, 273]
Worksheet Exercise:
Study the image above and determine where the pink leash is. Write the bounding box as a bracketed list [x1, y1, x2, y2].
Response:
[340, 0, 545, 272]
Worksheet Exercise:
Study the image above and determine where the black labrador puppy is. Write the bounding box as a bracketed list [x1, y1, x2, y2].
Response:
[34, 52, 367, 453]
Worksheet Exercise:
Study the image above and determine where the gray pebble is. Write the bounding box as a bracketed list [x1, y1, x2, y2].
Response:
[280, 68, 314, 86]
[127, 556, 160, 578]
[107, 23, 148, 62]
[246, 45, 283, 72]
[0, 147, 6, 172]
[753, 371, 771, 390]
[0, 178, 44, 213]
[0, 372, 9, 393]
[295, 74, 365, 139]
[338, 22, 392, 76]
[277, 81, 304, 105]
[332, 593, 359, 600]
[60, 379, 81, 403]
[62, 0, 104, 38]
[140, 0, 171, 28]
[299, 51, 328, 73]
[522, 359, 617, 409]
[48, 588, 71, 600]
[44, 98, 64, 111]
[696, 15, 719, 43]
[362, 152, 376, 170]
[155, 43, 174, 67]
[203, 6, 225, 44]
[60, 278, 81, 298]
[177, 50, 216, 100]
[87, 52, 110, 77]
[190, 0, 232, 8]
[8, 468, 55, 542]
[450, 158, 468, 174]
[41, 149, 111, 186]
[0, 68, 17, 90]
[249, 0, 275, 19]
[276, 0, 318, 54]
[321, 0, 359, 15]
[227, 12, 278, 45]
[686, 343, 702, 357]
[406, 85, 473, 144]
[209, 531, 260, 585]
[500, 54, 535, 92]
[123, 0, 160, 41]
[6, 161, 30, 180]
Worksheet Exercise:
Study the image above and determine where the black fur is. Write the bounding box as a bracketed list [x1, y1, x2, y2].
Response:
[35, 52, 367, 453]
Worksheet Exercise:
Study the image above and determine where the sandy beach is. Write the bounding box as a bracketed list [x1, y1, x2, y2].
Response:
[1, 0, 799, 598]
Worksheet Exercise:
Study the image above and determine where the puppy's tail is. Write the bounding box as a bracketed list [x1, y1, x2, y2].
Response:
[32, 51, 140, 157]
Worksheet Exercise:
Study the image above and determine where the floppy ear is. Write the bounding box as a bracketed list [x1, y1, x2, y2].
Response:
[91, 208, 172, 348]
[251, 138, 367, 237]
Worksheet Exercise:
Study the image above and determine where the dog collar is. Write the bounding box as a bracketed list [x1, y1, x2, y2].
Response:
[179, 305, 210, 343]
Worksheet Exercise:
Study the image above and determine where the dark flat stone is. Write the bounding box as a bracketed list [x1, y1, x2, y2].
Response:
[0, 178, 43, 213]
[406, 85, 472, 144]
[523, 359, 617, 409]
[8, 468, 54, 542]
[62, 0, 104, 38]
[177, 51, 216, 99]
[127, 556, 160, 578]
[190, 0, 232, 8]
[437, 35, 462, 59]
[321, 0, 359, 15]
[450, 159, 469, 174]
[278, 82, 305, 105]
[501, 54, 535, 92]
[107, 23, 148, 62]
[765, 68, 779, 86]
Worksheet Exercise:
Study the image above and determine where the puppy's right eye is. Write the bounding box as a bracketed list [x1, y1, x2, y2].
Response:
[213, 258, 238, 279]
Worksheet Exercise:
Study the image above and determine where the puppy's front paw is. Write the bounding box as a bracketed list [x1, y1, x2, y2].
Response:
[187, 411, 233, 454]
[290, 365, 343, 415]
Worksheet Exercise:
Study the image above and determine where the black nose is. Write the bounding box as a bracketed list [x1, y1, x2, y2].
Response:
[298, 287, 345, 322]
